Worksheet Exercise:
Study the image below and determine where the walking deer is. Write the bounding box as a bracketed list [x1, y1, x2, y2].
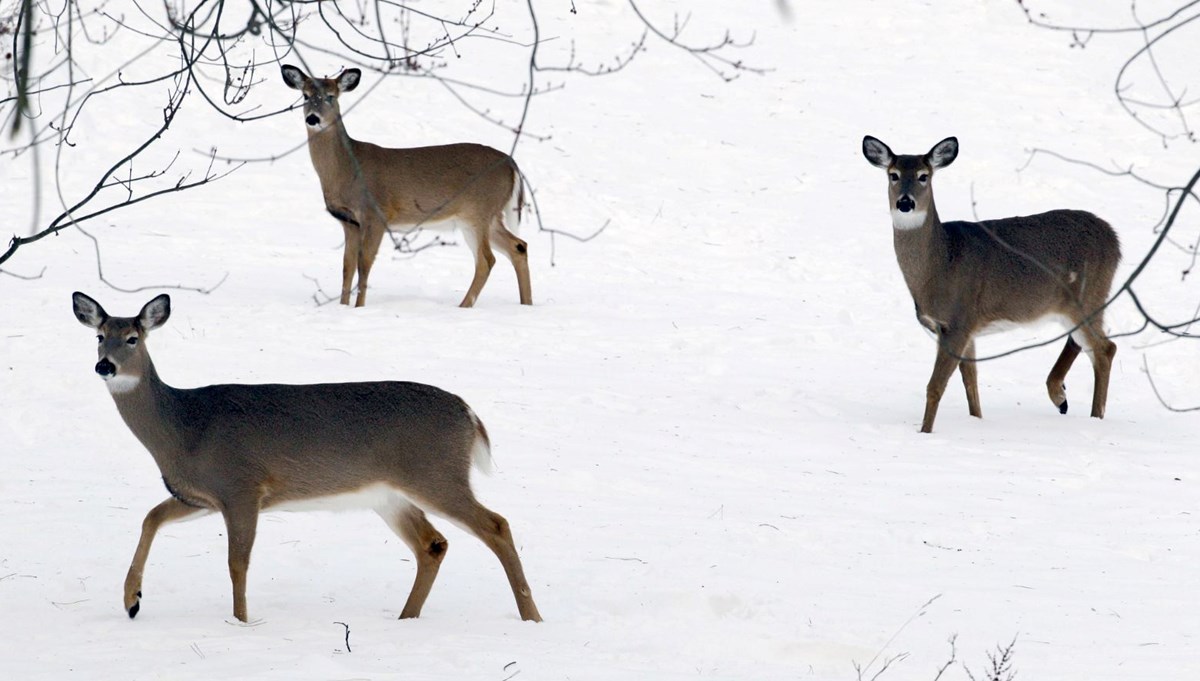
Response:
[71, 292, 542, 623]
[861, 136, 1120, 433]
[281, 64, 532, 308]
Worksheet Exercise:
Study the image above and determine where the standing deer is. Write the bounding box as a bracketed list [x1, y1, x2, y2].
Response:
[71, 292, 542, 623]
[861, 136, 1120, 433]
[281, 64, 532, 308]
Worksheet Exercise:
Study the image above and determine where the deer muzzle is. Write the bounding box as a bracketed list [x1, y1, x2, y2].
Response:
[95, 359, 116, 378]
[896, 196, 916, 213]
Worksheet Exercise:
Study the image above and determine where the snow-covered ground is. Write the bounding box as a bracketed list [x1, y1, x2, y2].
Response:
[2, 1, 1198, 679]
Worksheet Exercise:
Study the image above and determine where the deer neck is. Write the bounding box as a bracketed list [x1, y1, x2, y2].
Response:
[305, 119, 373, 213]
[306, 119, 358, 176]
[891, 200, 949, 312]
[108, 356, 194, 470]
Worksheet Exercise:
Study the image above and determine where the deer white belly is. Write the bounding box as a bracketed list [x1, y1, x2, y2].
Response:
[265, 482, 409, 513]
[975, 319, 1024, 336]
[975, 314, 1093, 350]
[386, 215, 461, 234]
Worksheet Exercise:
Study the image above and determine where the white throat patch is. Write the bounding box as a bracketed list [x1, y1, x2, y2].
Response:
[104, 374, 141, 394]
[891, 209, 927, 231]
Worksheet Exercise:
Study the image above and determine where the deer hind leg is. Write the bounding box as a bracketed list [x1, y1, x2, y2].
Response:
[1074, 322, 1116, 419]
[922, 328, 970, 433]
[377, 500, 449, 619]
[459, 222, 496, 308]
[354, 219, 387, 308]
[125, 497, 208, 618]
[1046, 337, 1082, 414]
[959, 339, 982, 419]
[465, 503, 542, 622]
[221, 501, 260, 622]
[490, 216, 532, 305]
[340, 221, 362, 306]
[423, 495, 541, 622]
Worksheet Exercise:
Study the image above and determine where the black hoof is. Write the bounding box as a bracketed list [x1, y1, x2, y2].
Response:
[128, 591, 142, 619]
[1059, 399, 1069, 415]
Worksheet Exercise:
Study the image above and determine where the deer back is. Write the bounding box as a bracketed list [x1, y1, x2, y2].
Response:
[902, 209, 1120, 330]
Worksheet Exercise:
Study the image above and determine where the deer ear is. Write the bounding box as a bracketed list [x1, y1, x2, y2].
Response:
[927, 137, 958, 168]
[281, 64, 308, 90]
[72, 292, 107, 329]
[862, 136, 894, 169]
[338, 68, 362, 92]
[139, 294, 171, 331]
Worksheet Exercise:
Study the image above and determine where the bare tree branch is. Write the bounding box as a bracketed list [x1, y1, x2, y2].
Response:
[627, 0, 767, 82]
[3, 1, 762, 289]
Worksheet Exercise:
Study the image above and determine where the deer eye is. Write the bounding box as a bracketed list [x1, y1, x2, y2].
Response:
[325, 95, 334, 103]
[126, 337, 138, 346]
[918, 174, 929, 183]
[888, 172, 899, 182]
[96, 335, 103, 343]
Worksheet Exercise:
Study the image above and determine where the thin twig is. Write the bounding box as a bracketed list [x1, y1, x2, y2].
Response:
[333, 621, 351, 652]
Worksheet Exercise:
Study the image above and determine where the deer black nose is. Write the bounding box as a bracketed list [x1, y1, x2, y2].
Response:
[896, 196, 916, 213]
[305, 114, 320, 127]
[95, 359, 116, 377]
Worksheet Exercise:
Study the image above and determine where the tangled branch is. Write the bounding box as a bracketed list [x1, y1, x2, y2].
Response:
[1009, 2, 1200, 410]
[1016, 1, 1200, 144]
[2, 1, 762, 281]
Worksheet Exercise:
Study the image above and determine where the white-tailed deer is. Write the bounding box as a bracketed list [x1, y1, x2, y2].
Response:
[281, 64, 532, 308]
[71, 292, 542, 623]
[862, 136, 1120, 433]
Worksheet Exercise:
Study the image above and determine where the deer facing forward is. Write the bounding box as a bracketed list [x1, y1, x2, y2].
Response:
[282, 64, 532, 308]
[72, 292, 542, 622]
[862, 136, 1120, 433]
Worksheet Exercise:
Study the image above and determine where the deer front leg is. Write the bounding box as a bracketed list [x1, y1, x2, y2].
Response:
[356, 217, 387, 308]
[221, 502, 260, 622]
[339, 220, 362, 306]
[125, 497, 207, 618]
[922, 328, 970, 433]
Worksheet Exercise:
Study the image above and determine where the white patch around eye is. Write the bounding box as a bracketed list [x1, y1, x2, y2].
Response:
[891, 209, 927, 231]
[104, 374, 141, 394]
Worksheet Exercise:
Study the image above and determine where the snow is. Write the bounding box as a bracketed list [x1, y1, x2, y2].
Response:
[2, 1, 1198, 679]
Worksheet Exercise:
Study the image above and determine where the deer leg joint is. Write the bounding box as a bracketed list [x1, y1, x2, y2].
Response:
[328, 208, 360, 228]
[162, 477, 205, 508]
